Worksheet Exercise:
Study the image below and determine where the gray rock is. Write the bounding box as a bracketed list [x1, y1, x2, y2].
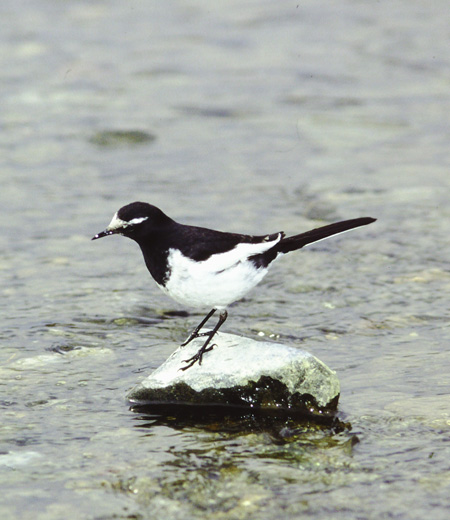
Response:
[127, 331, 340, 416]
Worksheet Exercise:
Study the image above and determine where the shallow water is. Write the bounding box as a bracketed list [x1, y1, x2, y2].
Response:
[1, 1, 449, 519]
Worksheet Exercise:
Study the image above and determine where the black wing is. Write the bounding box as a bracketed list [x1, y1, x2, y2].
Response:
[173, 224, 282, 262]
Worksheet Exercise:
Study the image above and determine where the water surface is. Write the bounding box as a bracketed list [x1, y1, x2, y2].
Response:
[1, 1, 449, 519]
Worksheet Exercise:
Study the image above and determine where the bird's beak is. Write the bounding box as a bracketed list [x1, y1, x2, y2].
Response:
[92, 213, 129, 240]
[92, 229, 115, 240]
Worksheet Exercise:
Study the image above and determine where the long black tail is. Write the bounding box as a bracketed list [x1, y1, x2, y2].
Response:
[277, 217, 376, 254]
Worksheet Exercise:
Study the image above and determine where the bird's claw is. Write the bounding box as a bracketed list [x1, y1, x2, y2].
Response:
[179, 344, 216, 371]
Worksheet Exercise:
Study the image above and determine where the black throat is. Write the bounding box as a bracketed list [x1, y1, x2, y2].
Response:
[136, 237, 171, 286]
[122, 206, 176, 287]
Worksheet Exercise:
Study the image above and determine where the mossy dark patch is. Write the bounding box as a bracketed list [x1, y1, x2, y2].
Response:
[128, 375, 339, 421]
[89, 129, 156, 147]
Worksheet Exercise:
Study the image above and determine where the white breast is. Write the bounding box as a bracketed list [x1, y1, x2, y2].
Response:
[159, 235, 282, 310]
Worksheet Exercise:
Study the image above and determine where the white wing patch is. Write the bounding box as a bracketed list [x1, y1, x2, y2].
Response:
[201, 232, 283, 272]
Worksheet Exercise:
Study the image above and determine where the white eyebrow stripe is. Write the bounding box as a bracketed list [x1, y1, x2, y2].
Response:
[128, 216, 148, 225]
[106, 214, 148, 231]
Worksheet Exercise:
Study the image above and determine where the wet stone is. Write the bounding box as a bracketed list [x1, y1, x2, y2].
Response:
[127, 332, 340, 419]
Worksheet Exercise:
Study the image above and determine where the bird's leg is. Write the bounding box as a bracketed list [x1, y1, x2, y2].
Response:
[181, 308, 216, 346]
[180, 310, 228, 370]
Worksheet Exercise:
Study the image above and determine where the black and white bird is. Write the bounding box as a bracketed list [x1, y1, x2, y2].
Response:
[92, 202, 375, 369]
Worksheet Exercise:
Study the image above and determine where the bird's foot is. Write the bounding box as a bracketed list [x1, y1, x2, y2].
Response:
[180, 343, 216, 371]
[179, 309, 227, 370]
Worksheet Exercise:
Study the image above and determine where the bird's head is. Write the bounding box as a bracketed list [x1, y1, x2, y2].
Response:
[92, 201, 172, 241]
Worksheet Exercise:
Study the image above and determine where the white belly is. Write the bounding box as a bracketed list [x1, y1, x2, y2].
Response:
[159, 245, 277, 309]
